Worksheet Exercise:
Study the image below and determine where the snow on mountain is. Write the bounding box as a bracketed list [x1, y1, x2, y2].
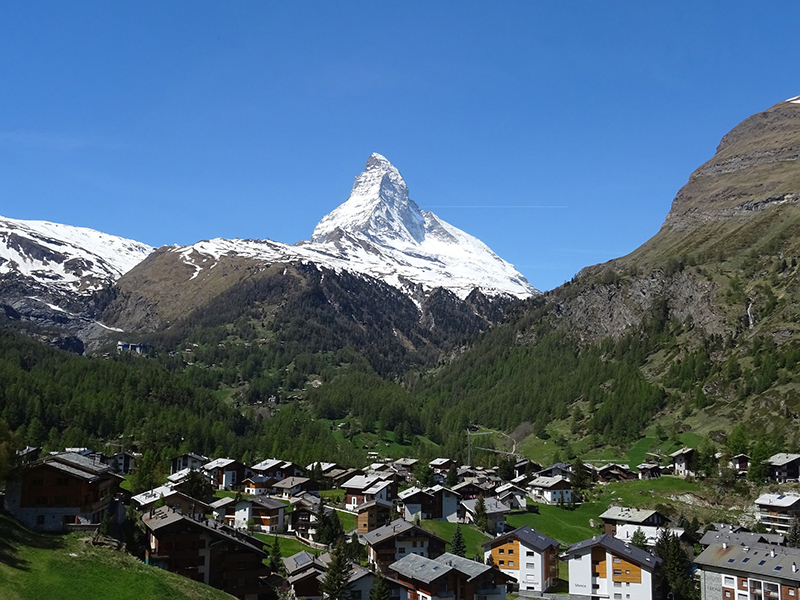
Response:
[172, 154, 538, 300]
[0, 215, 154, 294]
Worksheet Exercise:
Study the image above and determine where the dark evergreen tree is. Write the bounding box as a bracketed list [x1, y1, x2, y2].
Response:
[630, 527, 648, 550]
[369, 572, 391, 600]
[475, 493, 490, 533]
[181, 468, 213, 502]
[446, 463, 459, 488]
[788, 518, 800, 548]
[451, 524, 466, 557]
[269, 535, 286, 575]
[320, 538, 353, 600]
[570, 457, 590, 492]
[416, 462, 434, 487]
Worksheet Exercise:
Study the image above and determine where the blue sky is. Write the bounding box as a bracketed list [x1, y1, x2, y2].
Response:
[1, 3, 799, 291]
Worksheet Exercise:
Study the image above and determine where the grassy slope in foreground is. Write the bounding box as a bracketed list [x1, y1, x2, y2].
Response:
[0, 512, 233, 600]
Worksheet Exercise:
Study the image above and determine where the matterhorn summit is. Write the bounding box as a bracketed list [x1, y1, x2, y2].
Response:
[299, 153, 538, 299]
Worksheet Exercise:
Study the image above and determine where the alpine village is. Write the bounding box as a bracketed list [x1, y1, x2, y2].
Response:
[6, 97, 800, 600]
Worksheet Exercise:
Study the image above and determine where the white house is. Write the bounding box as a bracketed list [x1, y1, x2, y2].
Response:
[483, 525, 560, 592]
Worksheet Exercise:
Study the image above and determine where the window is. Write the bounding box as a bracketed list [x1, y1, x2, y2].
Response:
[412, 541, 417, 548]
[613, 570, 622, 576]
[614, 582, 622, 588]
[499, 560, 505, 566]
[790, 591, 796, 597]
[614, 594, 622, 599]
[725, 577, 735, 586]
[398, 548, 405, 554]
[613, 557, 622, 563]
[499, 549, 505, 554]
[509, 561, 514, 567]
[527, 551, 535, 557]
[625, 570, 630, 574]
[509, 549, 514, 555]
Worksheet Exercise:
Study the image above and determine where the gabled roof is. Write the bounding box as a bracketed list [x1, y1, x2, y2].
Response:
[355, 498, 394, 512]
[695, 543, 800, 579]
[342, 475, 382, 490]
[669, 447, 694, 458]
[394, 458, 419, 468]
[699, 530, 786, 548]
[495, 482, 525, 494]
[566, 533, 662, 569]
[132, 484, 208, 508]
[273, 476, 310, 489]
[529, 475, 571, 489]
[142, 507, 267, 557]
[484, 525, 559, 552]
[399, 486, 429, 501]
[33, 452, 120, 483]
[167, 467, 193, 483]
[599, 506, 661, 524]
[389, 552, 493, 584]
[461, 497, 510, 516]
[204, 457, 237, 470]
[362, 518, 446, 546]
[755, 493, 800, 508]
[768, 453, 800, 467]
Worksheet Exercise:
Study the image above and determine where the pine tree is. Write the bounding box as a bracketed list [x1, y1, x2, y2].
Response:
[630, 527, 648, 550]
[451, 524, 466, 557]
[369, 572, 391, 600]
[269, 535, 286, 575]
[446, 463, 459, 487]
[788, 518, 800, 548]
[475, 493, 490, 533]
[320, 538, 353, 600]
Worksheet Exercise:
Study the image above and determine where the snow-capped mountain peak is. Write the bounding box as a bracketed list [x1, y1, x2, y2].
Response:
[311, 153, 426, 246]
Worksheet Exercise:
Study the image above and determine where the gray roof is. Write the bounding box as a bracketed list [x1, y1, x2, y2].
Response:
[389, 552, 491, 584]
[461, 497, 510, 515]
[599, 506, 660, 524]
[566, 533, 662, 569]
[273, 476, 310, 489]
[699, 530, 786, 548]
[696, 543, 800, 582]
[38, 453, 119, 483]
[768, 453, 800, 467]
[484, 525, 559, 552]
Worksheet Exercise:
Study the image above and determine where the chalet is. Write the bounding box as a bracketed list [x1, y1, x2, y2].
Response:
[528, 475, 574, 505]
[131, 484, 210, 519]
[109, 451, 138, 475]
[755, 493, 800, 535]
[636, 464, 662, 480]
[343, 474, 396, 511]
[767, 454, 800, 483]
[289, 494, 331, 540]
[495, 483, 527, 510]
[394, 458, 419, 472]
[272, 476, 313, 499]
[16, 446, 41, 464]
[357, 499, 394, 533]
[142, 507, 270, 600]
[565, 533, 662, 600]
[695, 542, 800, 600]
[389, 552, 509, 600]
[537, 462, 572, 479]
[452, 479, 495, 500]
[729, 454, 750, 476]
[203, 458, 246, 491]
[242, 475, 276, 496]
[596, 463, 637, 483]
[669, 447, 695, 478]
[362, 518, 447, 572]
[429, 458, 454, 473]
[398, 485, 460, 523]
[514, 458, 542, 479]
[251, 458, 304, 481]
[284, 550, 327, 600]
[483, 525, 560, 592]
[459, 497, 509, 534]
[170, 452, 208, 474]
[210, 495, 285, 533]
[4, 452, 124, 532]
[599, 507, 668, 536]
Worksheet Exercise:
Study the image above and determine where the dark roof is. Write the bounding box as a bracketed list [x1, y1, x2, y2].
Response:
[696, 543, 800, 581]
[33, 452, 120, 483]
[566, 533, 662, 569]
[484, 525, 559, 552]
[362, 519, 446, 546]
[699, 530, 786, 548]
[356, 499, 394, 511]
[141, 507, 267, 557]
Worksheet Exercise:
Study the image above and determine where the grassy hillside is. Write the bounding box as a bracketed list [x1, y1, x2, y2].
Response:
[0, 512, 233, 600]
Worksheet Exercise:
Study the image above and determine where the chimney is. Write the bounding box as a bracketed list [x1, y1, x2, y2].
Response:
[771, 549, 776, 558]
[793, 563, 797, 573]
[723, 542, 728, 549]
